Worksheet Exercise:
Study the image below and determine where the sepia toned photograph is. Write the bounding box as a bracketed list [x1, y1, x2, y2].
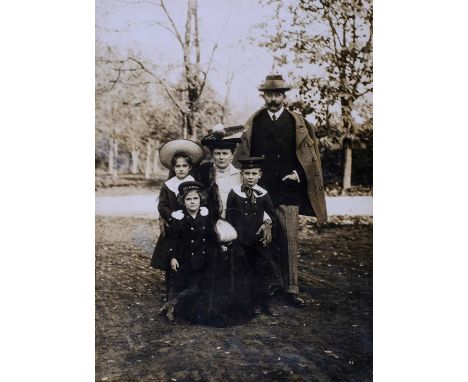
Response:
[95, 0, 373, 380]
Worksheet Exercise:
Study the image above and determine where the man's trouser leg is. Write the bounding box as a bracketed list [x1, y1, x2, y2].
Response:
[275, 205, 299, 294]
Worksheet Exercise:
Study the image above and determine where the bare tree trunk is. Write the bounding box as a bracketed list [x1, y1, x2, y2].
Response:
[145, 141, 152, 179]
[341, 97, 353, 194]
[153, 140, 163, 174]
[131, 148, 139, 175]
[189, 113, 198, 141]
[108, 138, 114, 175]
[183, 114, 189, 139]
[108, 138, 119, 181]
[342, 139, 352, 192]
[220, 70, 234, 124]
[112, 140, 119, 180]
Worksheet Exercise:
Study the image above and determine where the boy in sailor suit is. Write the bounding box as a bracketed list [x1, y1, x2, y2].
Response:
[225, 157, 277, 315]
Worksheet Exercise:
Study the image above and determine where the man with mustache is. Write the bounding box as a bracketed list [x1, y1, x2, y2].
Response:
[233, 74, 328, 308]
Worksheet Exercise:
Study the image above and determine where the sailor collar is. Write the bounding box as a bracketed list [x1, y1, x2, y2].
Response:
[164, 175, 195, 195]
[232, 184, 268, 198]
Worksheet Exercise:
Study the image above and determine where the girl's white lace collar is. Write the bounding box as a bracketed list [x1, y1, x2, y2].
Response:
[164, 175, 195, 195]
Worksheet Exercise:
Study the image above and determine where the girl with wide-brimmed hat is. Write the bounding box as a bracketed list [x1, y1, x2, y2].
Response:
[150, 139, 205, 299]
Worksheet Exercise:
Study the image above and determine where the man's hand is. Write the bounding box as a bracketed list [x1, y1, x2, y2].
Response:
[281, 171, 299, 182]
[170, 258, 179, 272]
[256, 222, 272, 246]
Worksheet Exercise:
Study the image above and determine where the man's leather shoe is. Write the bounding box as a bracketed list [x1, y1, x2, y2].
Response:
[286, 293, 306, 308]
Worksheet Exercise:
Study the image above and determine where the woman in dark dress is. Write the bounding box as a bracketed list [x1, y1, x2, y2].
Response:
[188, 218, 255, 327]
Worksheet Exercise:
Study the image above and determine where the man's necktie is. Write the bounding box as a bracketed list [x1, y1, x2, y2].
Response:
[272, 114, 277, 122]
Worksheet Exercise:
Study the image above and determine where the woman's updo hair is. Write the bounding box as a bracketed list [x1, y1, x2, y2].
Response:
[171, 151, 193, 169]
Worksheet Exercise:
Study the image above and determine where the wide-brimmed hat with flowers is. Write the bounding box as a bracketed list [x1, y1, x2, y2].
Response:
[201, 124, 244, 151]
[159, 139, 205, 170]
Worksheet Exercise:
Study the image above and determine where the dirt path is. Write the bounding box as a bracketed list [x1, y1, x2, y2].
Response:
[96, 217, 372, 381]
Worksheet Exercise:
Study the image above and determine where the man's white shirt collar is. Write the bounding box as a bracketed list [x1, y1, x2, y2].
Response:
[267, 107, 284, 121]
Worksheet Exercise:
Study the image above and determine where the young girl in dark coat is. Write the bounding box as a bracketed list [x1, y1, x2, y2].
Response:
[150, 140, 205, 299]
[159, 181, 216, 322]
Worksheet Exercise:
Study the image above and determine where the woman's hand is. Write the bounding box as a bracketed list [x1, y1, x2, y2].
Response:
[170, 258, 179, 272]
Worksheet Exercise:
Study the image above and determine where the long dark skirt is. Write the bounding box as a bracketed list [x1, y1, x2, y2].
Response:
[188, 243, 255, 327]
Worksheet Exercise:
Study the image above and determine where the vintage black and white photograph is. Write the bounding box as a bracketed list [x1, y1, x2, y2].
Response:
[95, 0, 373, 380]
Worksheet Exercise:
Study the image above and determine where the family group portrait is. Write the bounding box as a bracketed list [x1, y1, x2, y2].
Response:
[95, 0, 373, 381]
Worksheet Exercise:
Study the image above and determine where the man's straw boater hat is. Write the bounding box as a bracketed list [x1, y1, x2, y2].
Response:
[258, 74, 291, 92]
[201, 123, 244, 151]
[159, 139, 205, 170]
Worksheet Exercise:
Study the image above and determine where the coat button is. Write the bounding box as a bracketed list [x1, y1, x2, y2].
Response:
[315, 171, 319, 176]
[203, 239, 205, 242]
[312, 157, 316, 161]
[191, 240, 194, 243]
[191, 227, 194, 230]
[244, 212, 248, 215]
[277, 154, 280, 159]
[191, 252, 194, 255]
[319, 186, 323, 190]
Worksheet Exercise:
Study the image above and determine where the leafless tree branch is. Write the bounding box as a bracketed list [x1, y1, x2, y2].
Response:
[159, 0, 184, 48]
[128, 57, 188, 114]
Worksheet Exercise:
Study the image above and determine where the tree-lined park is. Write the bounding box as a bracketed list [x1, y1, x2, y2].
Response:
[96, 0, 372, 193]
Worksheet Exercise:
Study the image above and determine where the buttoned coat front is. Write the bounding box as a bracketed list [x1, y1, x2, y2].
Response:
[165, 210, 215, 271]
[233, 108, 328, 224]
[150, 175, 196, 270]
[226, 184, 277, 247]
